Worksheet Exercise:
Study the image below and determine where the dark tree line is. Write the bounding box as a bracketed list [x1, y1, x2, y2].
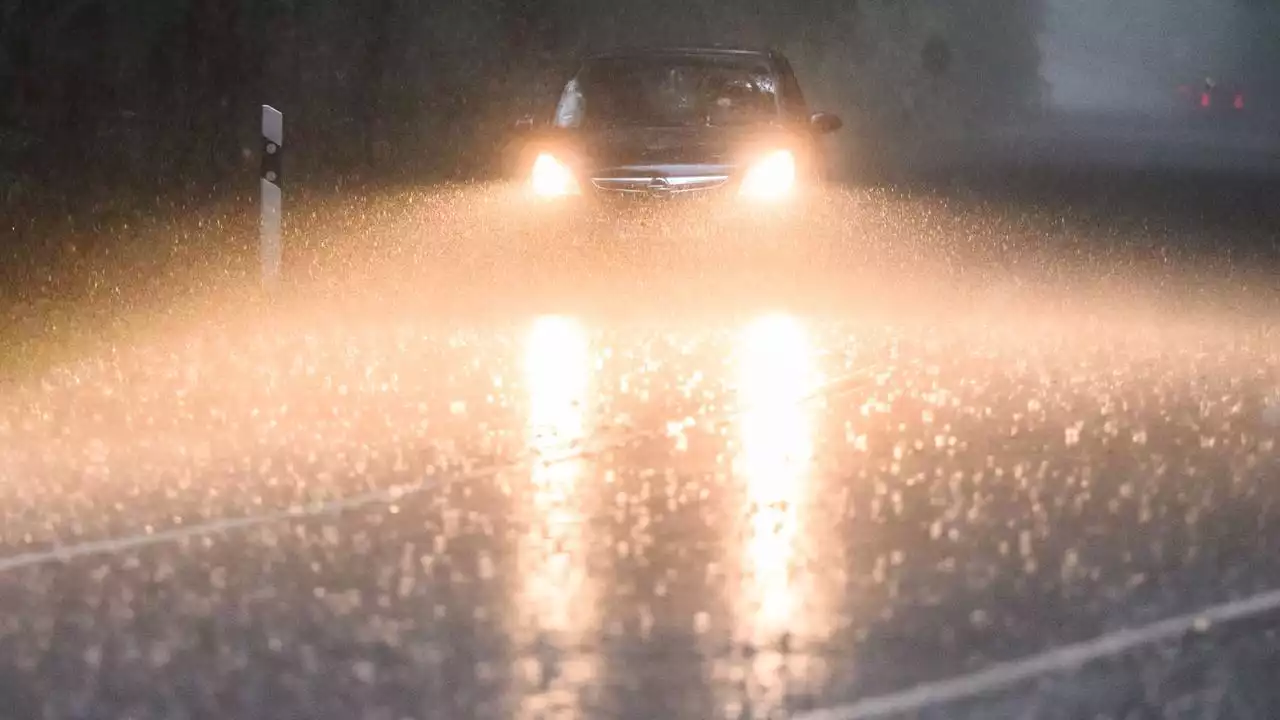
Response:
[1, 0, 1046, 214]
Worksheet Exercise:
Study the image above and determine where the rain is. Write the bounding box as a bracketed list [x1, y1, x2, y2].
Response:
[3, 1, 1280, 719]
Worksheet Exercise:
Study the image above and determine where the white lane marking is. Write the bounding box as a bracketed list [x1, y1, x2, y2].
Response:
[0, 480, 438, 574]
[0, 366, 877, 575]
[792, 587, 1280, 720]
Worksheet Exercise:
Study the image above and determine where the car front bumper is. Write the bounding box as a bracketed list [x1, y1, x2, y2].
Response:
[522, 178, 816, 218]
[509, 184, 821, 262]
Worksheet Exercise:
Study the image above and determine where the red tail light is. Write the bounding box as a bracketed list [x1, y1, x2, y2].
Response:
[1234, 93, 1244, 110]
[1200, 92, 1211, 108]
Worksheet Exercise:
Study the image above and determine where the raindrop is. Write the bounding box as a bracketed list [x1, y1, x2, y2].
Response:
[353, 660, 377, 684]
[694, 612, 711, 634]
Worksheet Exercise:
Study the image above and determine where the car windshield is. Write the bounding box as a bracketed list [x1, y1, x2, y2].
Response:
[554, 55, 780, 129]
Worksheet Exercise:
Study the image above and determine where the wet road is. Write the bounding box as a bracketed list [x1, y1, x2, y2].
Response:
[2, 174, 1280, 719]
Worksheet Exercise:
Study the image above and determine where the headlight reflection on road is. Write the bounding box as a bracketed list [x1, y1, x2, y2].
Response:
[525, 315, 591, 462]
[736, 313, 817, 641]
[516, 315, 597, 718]
[727, 313, 826, 718]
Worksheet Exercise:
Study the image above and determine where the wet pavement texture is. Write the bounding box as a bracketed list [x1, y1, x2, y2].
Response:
[2, 173, 1280, 719]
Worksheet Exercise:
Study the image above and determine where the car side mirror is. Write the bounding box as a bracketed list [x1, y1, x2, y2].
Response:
[810, 112, 842, 134]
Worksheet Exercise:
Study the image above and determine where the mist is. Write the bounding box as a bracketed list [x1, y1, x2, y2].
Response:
[1041, 0, 1247, 115]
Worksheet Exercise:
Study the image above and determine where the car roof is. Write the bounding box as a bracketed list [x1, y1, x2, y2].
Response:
[583, 46, 778, 62]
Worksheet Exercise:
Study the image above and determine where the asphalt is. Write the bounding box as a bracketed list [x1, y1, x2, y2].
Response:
[2, 168, 1280, 720]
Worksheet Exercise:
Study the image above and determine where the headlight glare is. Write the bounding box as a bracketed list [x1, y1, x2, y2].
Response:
[739, 150, 796, 200]
[530, 153, 580, 198]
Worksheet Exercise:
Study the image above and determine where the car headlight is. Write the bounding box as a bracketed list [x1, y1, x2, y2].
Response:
[530, 153, 580, 198]
[739, 150, 796, 200]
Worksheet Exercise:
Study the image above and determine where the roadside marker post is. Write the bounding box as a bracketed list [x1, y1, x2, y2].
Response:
[260, 105, 284, 287]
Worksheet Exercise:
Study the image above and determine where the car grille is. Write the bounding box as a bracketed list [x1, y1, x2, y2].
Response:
[591, 175, 731, 195]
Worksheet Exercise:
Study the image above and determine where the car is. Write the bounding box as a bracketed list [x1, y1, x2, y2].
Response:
[1176, 77, 1248, 126]
[507, 47, 843, 206]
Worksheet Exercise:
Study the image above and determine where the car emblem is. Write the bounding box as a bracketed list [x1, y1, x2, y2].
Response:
[648, 177, 672, 193]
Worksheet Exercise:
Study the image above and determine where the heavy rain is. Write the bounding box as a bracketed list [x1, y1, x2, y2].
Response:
[2, 0, 1280, 719]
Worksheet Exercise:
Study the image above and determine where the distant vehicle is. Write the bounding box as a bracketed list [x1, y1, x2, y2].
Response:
[507, 47, 842, 205]
[1176, 77, 1249, 124]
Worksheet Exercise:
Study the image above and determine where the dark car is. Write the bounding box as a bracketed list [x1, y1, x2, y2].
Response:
[508, 47, 842, 205]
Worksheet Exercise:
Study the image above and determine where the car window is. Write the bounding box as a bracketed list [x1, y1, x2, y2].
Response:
[775, 55, 811, 121]
[555, 77, 586, 128]
[554, 55, 781, 129]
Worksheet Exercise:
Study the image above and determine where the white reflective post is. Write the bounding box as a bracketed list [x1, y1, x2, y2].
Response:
[260, 105, 284, 286]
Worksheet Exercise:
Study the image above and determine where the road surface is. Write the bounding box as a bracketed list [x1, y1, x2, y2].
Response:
[2, 172, 1279, 719]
